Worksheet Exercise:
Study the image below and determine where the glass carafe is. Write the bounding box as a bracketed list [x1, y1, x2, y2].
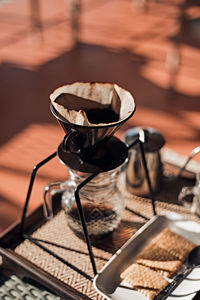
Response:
[43, 164, 125, 241]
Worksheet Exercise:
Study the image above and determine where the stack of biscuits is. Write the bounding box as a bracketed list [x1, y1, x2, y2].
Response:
[120, 228, 195, 299]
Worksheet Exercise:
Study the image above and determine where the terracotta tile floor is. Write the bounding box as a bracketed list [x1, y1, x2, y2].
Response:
[0, 0, 200, 233]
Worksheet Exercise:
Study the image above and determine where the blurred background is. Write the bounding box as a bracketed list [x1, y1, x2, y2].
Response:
[0, 0, 199, 233]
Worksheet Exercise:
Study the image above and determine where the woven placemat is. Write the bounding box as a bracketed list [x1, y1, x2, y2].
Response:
[14, 162, 200, 300]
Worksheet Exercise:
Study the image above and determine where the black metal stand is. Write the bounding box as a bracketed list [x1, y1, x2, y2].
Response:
[74, 172, 99, 275]
[127, 138, 157, 216]
[19, 137, 157, 279]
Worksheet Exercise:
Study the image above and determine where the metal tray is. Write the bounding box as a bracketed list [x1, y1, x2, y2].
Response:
[93, 212, 200, 300]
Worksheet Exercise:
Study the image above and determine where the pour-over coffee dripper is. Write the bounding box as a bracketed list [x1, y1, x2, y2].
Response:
[50, 82, 135, 172]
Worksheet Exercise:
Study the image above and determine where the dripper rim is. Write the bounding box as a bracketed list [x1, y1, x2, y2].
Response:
[50, 102, 136, 129]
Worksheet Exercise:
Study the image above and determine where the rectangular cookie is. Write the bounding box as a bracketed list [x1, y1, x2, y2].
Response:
[121, 263, 168, 300]
[135, 242, 182, 277]
[152, 228, 195, 261]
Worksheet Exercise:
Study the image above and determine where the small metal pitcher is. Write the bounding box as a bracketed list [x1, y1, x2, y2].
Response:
[124, 127, 165, 196]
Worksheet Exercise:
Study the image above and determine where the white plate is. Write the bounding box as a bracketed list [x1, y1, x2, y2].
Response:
[93, 212, 200, 300]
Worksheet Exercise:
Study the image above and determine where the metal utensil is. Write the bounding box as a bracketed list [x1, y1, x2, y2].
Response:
[164, 145, 200, 181]
[155, 245, 200, 300]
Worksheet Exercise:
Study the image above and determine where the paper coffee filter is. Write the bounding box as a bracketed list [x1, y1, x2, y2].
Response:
[50, 82, 135, 126]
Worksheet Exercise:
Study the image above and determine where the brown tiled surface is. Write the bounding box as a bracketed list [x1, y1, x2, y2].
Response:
[0, 0, 200, 233]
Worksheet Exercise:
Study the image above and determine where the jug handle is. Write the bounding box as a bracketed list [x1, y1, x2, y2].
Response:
[43, 182, 62, 219]
[178, 173, 200, 211]
[178, 186, 194, 209]
[177, 145, 200, 178]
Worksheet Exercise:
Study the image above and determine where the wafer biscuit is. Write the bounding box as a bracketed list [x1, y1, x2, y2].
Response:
[153, 228, 195, 261]
[136, 242, 182, 277]
[121, 263, 168, 299]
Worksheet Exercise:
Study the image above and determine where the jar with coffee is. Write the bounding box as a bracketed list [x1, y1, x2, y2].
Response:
[61, 165, 125, 241]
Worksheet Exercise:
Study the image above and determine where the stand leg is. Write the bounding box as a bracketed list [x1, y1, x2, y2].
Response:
[74, 173, 99, 276]
[20, 152, 57, 236]
[139, 141, 157, 216]
[127, 136, 157, 216]
[20, 151, 98, 277]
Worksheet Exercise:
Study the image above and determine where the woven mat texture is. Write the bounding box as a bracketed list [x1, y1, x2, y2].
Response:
[15, 164, 200, 300]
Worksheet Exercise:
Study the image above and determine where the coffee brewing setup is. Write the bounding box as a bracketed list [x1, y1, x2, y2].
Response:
[19, 82, 161, 278]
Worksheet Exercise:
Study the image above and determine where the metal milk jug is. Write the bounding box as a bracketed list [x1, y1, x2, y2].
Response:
[124, 127, 165, 196]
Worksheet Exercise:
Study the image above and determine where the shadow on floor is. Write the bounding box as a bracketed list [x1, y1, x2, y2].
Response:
[1, 42, 200, 147]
